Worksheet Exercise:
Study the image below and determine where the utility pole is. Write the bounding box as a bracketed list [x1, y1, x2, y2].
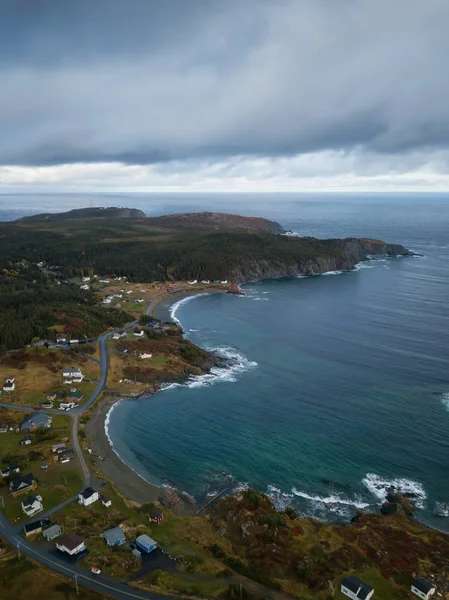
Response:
[74, 573, 79, 595]
[16, 542, 21, 559]
[0, 495, 4, 508]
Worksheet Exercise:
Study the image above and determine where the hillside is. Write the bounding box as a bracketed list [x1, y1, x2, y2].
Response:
[18, 206, 146, 221]
[208, 489, 449, 599]
[149, 211, 285, 233]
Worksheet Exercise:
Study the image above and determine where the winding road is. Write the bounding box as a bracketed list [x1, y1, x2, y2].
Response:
[0, 298, 177, 599]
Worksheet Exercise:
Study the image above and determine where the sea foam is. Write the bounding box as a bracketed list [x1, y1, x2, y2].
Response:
[169, 293, 210, 324]
[362, 473, 426, 508]
[292, 487, 370, 510]
[441, 392, 449, 412]
[162, 346, 258, 391]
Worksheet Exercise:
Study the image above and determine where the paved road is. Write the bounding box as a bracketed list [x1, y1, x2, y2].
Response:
[0, 512, 170, 600]
[0, 302, 175, 599]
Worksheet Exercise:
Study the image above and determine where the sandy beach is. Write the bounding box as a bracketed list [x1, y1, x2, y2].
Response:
[84, 288, 227, 515]
[85, 395, 194, 515]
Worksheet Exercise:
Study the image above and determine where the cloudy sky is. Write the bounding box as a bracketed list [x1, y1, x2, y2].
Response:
[1, 0, 449, 192]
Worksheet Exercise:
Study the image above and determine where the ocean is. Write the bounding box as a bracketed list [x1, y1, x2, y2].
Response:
[2, 192, 449, 529]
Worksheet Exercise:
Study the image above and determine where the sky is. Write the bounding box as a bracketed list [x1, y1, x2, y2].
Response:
[1, 0, 449, 193]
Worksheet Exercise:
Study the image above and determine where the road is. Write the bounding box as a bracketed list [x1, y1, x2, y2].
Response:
[0, 300, 179, 599]
[0, 512, 170, 600]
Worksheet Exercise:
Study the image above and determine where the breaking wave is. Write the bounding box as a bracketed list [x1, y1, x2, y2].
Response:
[362, 473, 427, 508]
[169, 293, 210, 324]
[162, 346, 258, 391]
[292, 487, 370, 510]
[441, 392, 449, 412]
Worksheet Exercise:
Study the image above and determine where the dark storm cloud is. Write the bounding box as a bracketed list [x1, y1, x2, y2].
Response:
[1, 0, 448, 166]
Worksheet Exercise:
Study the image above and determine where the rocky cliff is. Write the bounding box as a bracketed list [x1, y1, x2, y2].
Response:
[229, 237, 412, 282]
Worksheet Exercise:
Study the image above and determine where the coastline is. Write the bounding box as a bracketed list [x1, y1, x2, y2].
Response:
[85, 394, 196, 515]
[85, 288, 224, 514]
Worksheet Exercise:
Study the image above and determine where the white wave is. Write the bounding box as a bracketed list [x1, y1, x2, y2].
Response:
[162, 346, 258, 391]
[169, 293, 210, 325]
[104, 400, 123, 447]
[441, 392, 449, 411]
[188, 328, 200, 332]
[292, 487, 370, 509]
[233, 481, 249, 493]
[362, 473, 426, 508]
[266, 484, 294, 511]
[296, 274, 308, 279]
[354, 262, 376, 271]
[321, 270, 344, 276]
[434, 502, 449, 517]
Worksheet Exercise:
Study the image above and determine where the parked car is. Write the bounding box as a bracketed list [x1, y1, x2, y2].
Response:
[33, 405, 39, 410]
[91, 567, 101, 575]
[41, 465, 48, 469]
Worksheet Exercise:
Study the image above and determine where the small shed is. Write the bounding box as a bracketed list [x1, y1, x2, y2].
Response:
[43, 524, 61, 541]
[132, 548, 142, 559]
[135, 534, 157, 554]
[149, 509, 164, 525]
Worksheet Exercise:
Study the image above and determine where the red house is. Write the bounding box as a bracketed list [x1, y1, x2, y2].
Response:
[149, 509, 164, 525]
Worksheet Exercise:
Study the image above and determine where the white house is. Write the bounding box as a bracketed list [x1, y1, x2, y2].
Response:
[101, 496, 112, 507]
[140, 352, 152, 359]
[341, 576, 374, 600]
[3, 378, 15, 392]
[78, 487, 99, 506]
[103, 296, 112, 304]
[21, 494, 43, 517]
[133, 328, 144, 337]
[411, 579, 436, 600]
[112, 331, 126, 340]
[62, 368, 84, 382]
[56, 533, 86, 556]
[80, 284, 90, 290]
[221, 280, 228, 284]
[82, 276, 91, 282]
[188, 279, 197, 285]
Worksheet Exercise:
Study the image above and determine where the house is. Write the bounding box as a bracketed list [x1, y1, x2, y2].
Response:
[147, 319, 159, 329]
[52, 443, 67, 454]
[10, 473, 37, 497]
[43, 524, 61, 541]
[23, 520, 43, 537]
[149, 509, 164, 525]
[135, 534, 157, 554]
[133, 328, 144, 337]
[103, 296, 112, 304]
[20, 413, 52, 433]
[41, 401, 53, 409]
[21, 494, 43, 517]
[59, 402, 75, 411]
[341, 576, 374, 600]
[62, 368, 84, 382]
[56, 533, 86, 556]
[188, 280, 197, 285]
[0, 423, 8, 433]
[58, 448, 74, 463]
[20, 435, 32, 446]
[411, 579, 436, 600]
[140, 353, 152, 359]
[47, 392, 57, 401]
[78, 487, 99, 506]
[82, 276, 91, 282]
[3, 377, 15, 392]
[132, 548, 142, 559]
[80, 285, 90, 290]
[101, 526, 126, 547]
[112, 331, 126, 340]
[101, 496, 112, 507]
[67, 390, 84, 403]
[1, 464, 20, 477]
[56, 333, 68, 344]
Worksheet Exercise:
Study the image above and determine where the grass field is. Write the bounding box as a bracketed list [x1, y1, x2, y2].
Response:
[0, 538, 112, 600]
[0, 413, 83, 524]
[0, 347, 100, 407]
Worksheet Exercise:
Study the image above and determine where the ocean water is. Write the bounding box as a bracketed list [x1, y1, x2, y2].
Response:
[2, 193, 449, 528]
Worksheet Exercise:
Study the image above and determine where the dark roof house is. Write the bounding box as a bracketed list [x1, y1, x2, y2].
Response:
[341, 576, 374, 600]
[23, 520, 43, 536]
[10, 473, 36, 496]
[149, 509, 164, 524]
[411, 579, 436, 600]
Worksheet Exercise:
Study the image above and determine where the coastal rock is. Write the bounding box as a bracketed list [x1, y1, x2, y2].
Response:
[226, 283, 244, 295]
[385, 492, 416, 516]
[229, 238, 412, 282]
